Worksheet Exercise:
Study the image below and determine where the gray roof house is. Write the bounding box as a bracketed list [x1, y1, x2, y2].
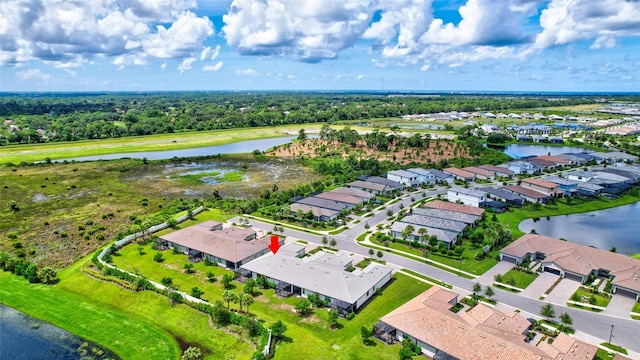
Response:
[411, 207, 480, 225]
[556, 153, 588, 165]
[347, 180, 391, 195]
[590, 151, 639, 164]
[446, 187, 487, 207]
[361, 176, 404, 190]
[314, 192, 365, 207]
[329, 187, 376, 201]
[477, 164, 515, 178]
[480, 187, 524, 206]
[390, 222, 459, 246]
[295, 197, 349, 211]
[426, 168, 454, 183]
[240, 245, 393, 313]
[399, 214, 467, 233]
[290, 203, 339, 222]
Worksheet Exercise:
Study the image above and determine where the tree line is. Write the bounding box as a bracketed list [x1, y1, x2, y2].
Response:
[0, 92, 602, 145]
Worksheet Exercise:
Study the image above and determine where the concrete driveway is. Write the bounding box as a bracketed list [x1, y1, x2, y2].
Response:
[544, 278, 583, 305]
[602, 294, 637, 318]
[520, 272, 559, 299]
[475, 261, 515, 286]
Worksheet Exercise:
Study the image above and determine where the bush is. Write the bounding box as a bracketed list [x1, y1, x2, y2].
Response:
[153, 252, 164, 262]
[345, 312, 355, 321]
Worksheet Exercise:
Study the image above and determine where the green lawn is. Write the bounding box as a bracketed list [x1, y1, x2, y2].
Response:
[631, 253, 640, 260]
[498, 192, 640, 239]
[594, 348, 614, 360]
[0, 124, 324, 164]
[632, 302, 640, 314]
[500, 269, 537, 289]
[600, 342, 628, 355]
[112, 242, 432, 359]
[570, 287, 612, 308]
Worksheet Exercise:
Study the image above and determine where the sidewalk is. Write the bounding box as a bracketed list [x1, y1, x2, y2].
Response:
[359, 232, 478, 279]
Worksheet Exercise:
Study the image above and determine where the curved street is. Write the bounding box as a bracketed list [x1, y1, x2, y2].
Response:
[240, 188, 640, 354]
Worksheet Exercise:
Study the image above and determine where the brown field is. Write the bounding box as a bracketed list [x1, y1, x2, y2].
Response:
[271, 137, 470, 164]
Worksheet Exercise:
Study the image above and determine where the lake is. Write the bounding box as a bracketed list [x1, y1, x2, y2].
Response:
[500, 144, 593, 159]
[0, 304, 118, 360]
[518, 202, 640, 254]
[59, 135, 299, 162]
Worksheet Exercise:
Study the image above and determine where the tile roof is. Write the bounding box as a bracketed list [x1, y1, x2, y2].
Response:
[462, 166, 495, 177]
[522, 178, 560, 189]
[380, 287, 554, 360]
[363, 176, 403, 188]
[478, 164, 515, 176]
[390, 222, 459, 244]
[295, 196, 348, 211]
[528, 157, 557, 167]
[424, 200, 485, 216]
[160, 222, 267, 263]
[501, 234, 640, 292]
[241, 245, 392, 304]
[426, 168, 452, 180]
[290, 203, 339, 218]
[504, 185, 551, 199]
[443, 167, 476, 179]
[406, 168, 435, 177]
[448, 186, 487, 198]
[313, 192, 364, 205]
[400, 214, 468, 232]
[535, 155, 570, 164]
[387, 169, 419, 179]
[412, 207, 480, 224]
[348, 180, 388, 192]
[329, 186, 376, 200]
[480, 187, 525, 202]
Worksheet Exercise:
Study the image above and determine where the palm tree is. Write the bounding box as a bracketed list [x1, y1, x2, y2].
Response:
[222, 290, 234, 309]
[418, 227, 428, 243]
[242, 293, 254, 314]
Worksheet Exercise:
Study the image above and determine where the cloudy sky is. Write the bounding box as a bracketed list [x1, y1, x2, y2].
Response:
[1, 0, 639, 92]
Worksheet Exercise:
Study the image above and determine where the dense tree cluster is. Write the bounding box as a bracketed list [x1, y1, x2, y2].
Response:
[0, 92, 602, 145]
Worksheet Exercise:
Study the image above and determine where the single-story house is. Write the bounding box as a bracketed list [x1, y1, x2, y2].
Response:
[575, 182, 604, 197]
[590, 151, 639, 164]
[506, 160, 535, 175]
[295, 196, 349, 211]
[425, 168, 454, 183]
[240, 245, 393, 313]
[548, 136, 564, 144]
[503, 185, 550, 203]
[479, 187, 524, 206]
[446, 187, 487, 207]
[386, 169, 420, 187]
[461, 166, 495, 180]
[566, 170, 597, 183]
[359, 176, 404, 191]
[160, 221, 275, 270]
[528, 157, 558, 171]
[597, 168, 640, 183]
[399, 214, 468, 233]
[520, 178, 560, 196]
[424, 200, 485, 217]
[516, 134, 532, 142]
[328, 187, 376, 202]
[405, 168, 437, 185]
[535, 155, 570, 167]
[555, 153, 588, 165]
[412, 207, 480, 225]
[478, 164, 514, 178]
[480, 200, 509, 212]
[375, 287, 595, 360]
[313, 192, 365, 208]
[443, 167, 475, 182]
[290, 203, 339, 222]
[390, 222, 459, 247]
[500, 234, 640, 300]
[347, 180, 391, 195]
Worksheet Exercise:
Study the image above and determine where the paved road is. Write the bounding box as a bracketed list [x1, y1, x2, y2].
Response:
[240, 188, 640, 353]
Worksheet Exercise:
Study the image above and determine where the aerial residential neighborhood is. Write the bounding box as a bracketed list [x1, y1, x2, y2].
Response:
[2, 1, 640, 359]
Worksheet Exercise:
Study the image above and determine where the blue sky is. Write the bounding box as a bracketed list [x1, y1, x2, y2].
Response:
[1, 0, 639, 92]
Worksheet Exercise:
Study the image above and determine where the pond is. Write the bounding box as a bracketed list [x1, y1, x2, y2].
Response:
[59, 135, 299, 162]
[0, 304, 118, 360]
[518, 202, 640, 254]
[499, 144, 593, 159]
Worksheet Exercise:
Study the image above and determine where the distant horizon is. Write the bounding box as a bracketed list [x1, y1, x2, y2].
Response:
[2, 1, 639, 92]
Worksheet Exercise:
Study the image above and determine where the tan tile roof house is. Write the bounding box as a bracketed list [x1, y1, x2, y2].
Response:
[377, 287, 597, 360]
[160, 221, 277, 270]
[501, 234, 640, 300]
[424, 200, 485, 216]
[443, 167, 476, 181]
[521, 178, 560, 196]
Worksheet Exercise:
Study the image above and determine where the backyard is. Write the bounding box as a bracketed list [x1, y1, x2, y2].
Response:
[109, 240, 432, 359]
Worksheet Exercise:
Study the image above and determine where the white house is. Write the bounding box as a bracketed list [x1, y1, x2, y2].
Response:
[386, 169, 419, 187]
[446, 187, 487, 207]
[506, 160, 535, 175]
[405, 168, 436, 185]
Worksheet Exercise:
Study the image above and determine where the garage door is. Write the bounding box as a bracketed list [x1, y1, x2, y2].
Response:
[502, 255, 518, 264]
[544, 267, 561, 276]
[564, 272, 584, 282]
[615, 287, 639, 300]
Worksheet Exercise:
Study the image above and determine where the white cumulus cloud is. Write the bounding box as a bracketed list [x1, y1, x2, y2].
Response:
[16, 68, 51, 83]
[202, 61, 224, 72]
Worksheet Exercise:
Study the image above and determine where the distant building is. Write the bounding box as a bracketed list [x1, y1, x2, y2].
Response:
[446, 187, 487, 207]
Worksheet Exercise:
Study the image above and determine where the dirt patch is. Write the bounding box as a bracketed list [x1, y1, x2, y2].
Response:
[271, 138, 470, 165]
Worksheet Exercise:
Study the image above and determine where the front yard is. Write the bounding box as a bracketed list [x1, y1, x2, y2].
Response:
[499, 269, 538, 289]
[112, 241, 432, 359]
[570, 287, 612, 308]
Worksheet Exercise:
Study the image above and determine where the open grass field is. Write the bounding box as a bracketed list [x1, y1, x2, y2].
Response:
[0, 124, 324, 164]
[500, 269, 537, 289]
[0, 155, 320, 268]
[110, 241, 431, 359]
[497, 192, 640, 239]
